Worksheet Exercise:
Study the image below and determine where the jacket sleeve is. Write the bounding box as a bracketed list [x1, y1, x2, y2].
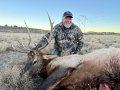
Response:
[76, 27, 84, 52]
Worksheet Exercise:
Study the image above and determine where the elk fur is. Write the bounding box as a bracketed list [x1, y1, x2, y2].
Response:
[47, 47, 120, 90]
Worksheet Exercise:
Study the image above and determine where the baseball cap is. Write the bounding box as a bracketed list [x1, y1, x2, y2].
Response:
[63, 11, 73, 18]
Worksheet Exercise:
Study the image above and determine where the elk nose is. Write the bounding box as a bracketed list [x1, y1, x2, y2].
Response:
[24, 61, 33, 73]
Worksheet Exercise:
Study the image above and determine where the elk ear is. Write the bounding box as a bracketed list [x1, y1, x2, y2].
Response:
[99, 83, 111, 90]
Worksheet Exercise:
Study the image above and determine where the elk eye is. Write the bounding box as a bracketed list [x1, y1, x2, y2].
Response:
[31, 53, 35, 56]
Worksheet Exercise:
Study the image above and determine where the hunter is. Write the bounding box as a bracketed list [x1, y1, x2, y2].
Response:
[33, 11, 83, 56]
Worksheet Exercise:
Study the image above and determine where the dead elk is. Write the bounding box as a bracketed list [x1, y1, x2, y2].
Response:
[11, 13, 120, 90]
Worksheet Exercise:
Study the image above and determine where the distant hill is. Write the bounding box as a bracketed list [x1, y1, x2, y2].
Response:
[0, 25, 49, 33]
[0, 25, 120, 35]
[85, 31, 120, 35]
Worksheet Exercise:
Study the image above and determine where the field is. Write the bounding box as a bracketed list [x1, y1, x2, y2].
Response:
[0, 32, 120, 90]
[0, 32, 120, 53]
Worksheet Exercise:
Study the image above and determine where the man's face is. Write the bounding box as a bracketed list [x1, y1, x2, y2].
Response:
[62, 16, 72, 28]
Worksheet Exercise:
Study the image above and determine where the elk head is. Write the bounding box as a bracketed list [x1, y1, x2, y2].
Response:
[12, 13, 57, 78]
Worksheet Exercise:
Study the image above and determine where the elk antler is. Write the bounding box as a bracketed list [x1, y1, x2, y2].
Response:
[24, 21, 32, 47]
[38, 12, 54, 51]
[12, 21, 33, 53]
[12, 12, 54, 53]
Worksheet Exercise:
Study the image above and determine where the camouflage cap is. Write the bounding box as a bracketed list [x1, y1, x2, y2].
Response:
[63, 11, 73, 18]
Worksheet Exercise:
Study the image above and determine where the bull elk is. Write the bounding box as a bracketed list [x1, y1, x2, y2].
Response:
[24, 46, 120, 90]
[12, 13, 120, 90]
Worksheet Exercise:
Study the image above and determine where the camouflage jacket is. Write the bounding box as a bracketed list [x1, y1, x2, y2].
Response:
[37, 22, 83, 56]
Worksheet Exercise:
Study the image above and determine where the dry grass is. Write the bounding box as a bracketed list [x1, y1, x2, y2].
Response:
[0, 61, 34, 90]
[81, 35, 120, 54]
[0, 32, 54, 53]
[0, 32, 120, 90]
[0, 32, 120, 54]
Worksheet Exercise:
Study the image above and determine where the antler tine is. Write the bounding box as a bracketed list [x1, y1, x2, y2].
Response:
[16, 40, 31, 51]
[24, 21, 32, 48]
[47, 12, 54, 42]
[38, 12, 53, 50]
[12, 21, 33, 53]
[12, 39, 31, 53]
[11, 44, 28, 53]
[46, 11, 54, 32]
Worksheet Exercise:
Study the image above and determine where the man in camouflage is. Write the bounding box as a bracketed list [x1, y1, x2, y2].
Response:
[34, 11, 83, 56]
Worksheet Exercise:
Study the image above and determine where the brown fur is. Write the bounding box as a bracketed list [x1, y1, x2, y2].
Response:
[25, 47, 120, 90]
[40, 56, 58, 79]
[47, 48, 120, 90]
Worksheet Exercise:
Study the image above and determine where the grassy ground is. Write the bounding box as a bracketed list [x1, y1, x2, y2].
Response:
[0, 32, 120, 90]
[0, 32, 120, 53]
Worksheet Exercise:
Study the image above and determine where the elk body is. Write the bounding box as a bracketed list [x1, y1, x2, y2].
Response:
[47, 47, 120, 90]
[23, 47, 120, 90]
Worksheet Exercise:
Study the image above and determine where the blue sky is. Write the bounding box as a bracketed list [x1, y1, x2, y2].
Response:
[0, 0, 120, 32]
